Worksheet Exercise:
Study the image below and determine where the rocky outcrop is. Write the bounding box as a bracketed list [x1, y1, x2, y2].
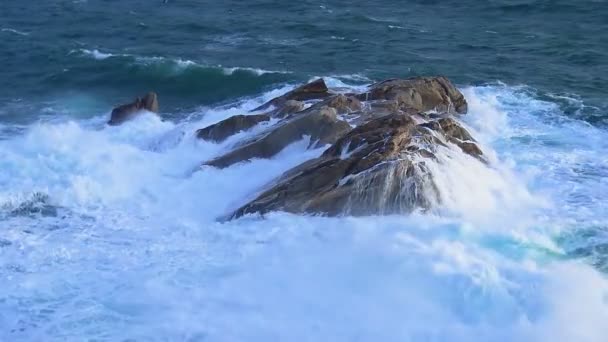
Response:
[108, 92, 159, 125]
[356, 77, 468, 114]
[189, 75, 484, 218]
[196, 114, 270, 143]
[254, 78, 331, 111]
[204, 106, 351, 168]
[229, 112, 483, 218]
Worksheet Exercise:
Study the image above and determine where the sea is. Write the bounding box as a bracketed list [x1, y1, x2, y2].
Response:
[1, 1, 607, 341]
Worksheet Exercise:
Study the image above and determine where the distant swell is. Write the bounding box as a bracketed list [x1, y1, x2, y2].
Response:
[75, 49, 291, 76]
[53, 49, 296, 107]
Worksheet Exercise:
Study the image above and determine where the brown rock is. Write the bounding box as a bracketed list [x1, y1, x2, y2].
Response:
[196, 114, 270, 143]
[108, 92, 159, 125]
[356, 76, 467, 115]
[270, 100, 305, 118]
[204, 106, 351, 168]
[230, 112, 483, 218]
[311, 94, 362, 114]
[254, 78, 331, 111]
[420, 117, 484, 159]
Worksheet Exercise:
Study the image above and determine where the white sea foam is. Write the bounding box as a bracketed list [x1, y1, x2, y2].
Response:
[75, 48, 289, 76]
[1, 83, 607, 341]
[82, 48, 115, 60]
[220, 66, 291, 76]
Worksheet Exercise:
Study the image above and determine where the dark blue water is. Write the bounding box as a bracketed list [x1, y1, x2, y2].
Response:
[1, 0, 606, 122]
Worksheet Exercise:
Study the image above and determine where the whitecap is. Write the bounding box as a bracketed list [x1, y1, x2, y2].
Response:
[79, 48, 114, 60]
[220, 66, 291, 76]
[1, 28, 30, 36]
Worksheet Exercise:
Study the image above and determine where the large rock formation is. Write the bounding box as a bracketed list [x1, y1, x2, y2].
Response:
[190, 75, 482, 218]
[204, 106, 351, 168]
[229, 112, 483, 218]
[108, 92, 159, 125]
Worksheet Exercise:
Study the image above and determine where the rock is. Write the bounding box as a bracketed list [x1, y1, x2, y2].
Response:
[270, 100, 305, 118]
[420, 117, 484, 159]
[141, 92, 159, 113]
[230, 112, 483, 218]
[356, 76, 467, 115]
[108, 92, 159, 125]
[196, 114, 270, 143]
[254, 78, 331, 111]
[310, 94, 362, 114]
[346, 99, 418, 125]
[204, 106, 351, 168]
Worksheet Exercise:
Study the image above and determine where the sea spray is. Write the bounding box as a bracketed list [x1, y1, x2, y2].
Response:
[1, 82, 608, 341]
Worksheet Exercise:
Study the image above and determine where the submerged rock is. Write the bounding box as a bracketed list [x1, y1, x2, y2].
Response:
[196, 114, 270, 143]
[204, 106, 351, 168]
[108, 92, 159, 125]
[230, 112, 483, 218]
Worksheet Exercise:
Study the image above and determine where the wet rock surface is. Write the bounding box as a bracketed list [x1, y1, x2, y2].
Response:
[230, 111, 483, 218]
[196, 114, 271, 143]
[204, 106, 351, 168]
[356, 77, 468, 114]
[254, 78, 331, 111]
[108, 92, 159, 125]
[126, 76, 482, 218]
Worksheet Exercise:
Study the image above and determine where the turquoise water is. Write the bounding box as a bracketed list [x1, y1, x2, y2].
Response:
[1, 1, 608, 341]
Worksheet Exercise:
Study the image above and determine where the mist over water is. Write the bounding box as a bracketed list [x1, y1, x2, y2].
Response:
[1, 0, 608, 341]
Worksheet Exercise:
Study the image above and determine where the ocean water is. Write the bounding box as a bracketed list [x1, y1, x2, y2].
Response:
[1, 1, 608, 341]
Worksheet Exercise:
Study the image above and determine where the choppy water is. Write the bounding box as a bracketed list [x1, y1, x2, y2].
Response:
[1, 1, 608, 341]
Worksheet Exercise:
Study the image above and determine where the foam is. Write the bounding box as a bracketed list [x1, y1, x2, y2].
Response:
[75, 48, 289, 75]
[1, 82, 608, 340]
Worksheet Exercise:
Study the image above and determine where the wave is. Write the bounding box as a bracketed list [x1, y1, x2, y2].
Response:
[1, 81, 608, 340]
[51, 49, 297, 107]
[75, 48, 290, 76]
[1, 27, 29, 36]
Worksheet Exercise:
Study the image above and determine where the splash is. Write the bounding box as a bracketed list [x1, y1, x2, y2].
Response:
[1, 82, 608, 341]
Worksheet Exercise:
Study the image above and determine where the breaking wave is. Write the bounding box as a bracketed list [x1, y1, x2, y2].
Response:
[1, 80, 608, 341]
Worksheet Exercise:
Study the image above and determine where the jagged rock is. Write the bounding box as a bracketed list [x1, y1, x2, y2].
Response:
[108, 92, 159, 125]
[310, 94, 362, 114]
[420, 117, 484, 159]
[204, 106, 351, 168]
[269, 100, 306, 118]
[254, 78, 331, 111]
[196, 114, 270, 143]
[345, 99, 418, 125]
[356, 76, 467, 115]
[230, 112, 483, 218]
